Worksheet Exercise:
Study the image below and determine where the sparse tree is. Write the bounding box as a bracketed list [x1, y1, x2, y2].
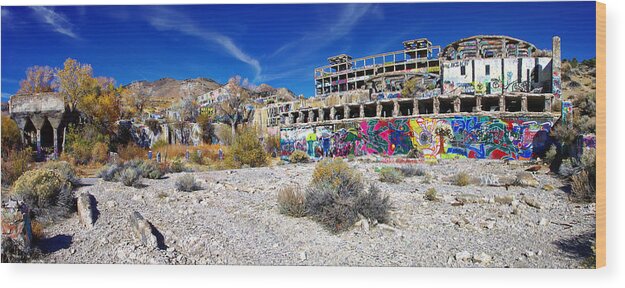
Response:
[122, 85, 151, 118]
[215, 76, 255, 138]
[57, 58, 97, 111]
[17, 65, 57, 94]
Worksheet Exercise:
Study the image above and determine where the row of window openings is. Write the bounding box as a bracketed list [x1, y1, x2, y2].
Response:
[459, 65, 541, 82]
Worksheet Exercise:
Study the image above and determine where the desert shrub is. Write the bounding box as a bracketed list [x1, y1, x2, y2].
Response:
[98, 163, 122, 181]
[119, 167, 142, 187]
[169, 158, 188, 173]
[311, 159, 363, 192]
[1, 237, 41, 263]
[422, 173, 434, 184]
[379, 167, 404, 183]
[571, 170, 595, 203]
[41, 161, 79, 187]
[197, 113, 215, 144]
[175, 174, 200, 192]
[354, 184, 391, 224]
[189, 150, 206, 165]
[1, 148, 34, 186]
[305, 182, 391, 233]
[151, 139, 169, 151]
[117, 143, 146, 161]
[230, 127, 268, 167]
[543, 144, 558, 164]
[126, 160, 165, 179]
[11, 168, 74, 220]
[406, 148, 424, 159]
[64, 124, 109, 165]
[91, 142, 109, 164]
[452, 172, 472, 186]
[580, 148, 596, 178]
[277, 185, 306, 217]
[1, 115, 22, 155]
[216, 125, 234, 145]
[397, 165, 426, 177]
[425, 188, 439, 201]
[30, 220, 46, 241]
[265, 133, 281, 156]
[289, 150, 309, 163]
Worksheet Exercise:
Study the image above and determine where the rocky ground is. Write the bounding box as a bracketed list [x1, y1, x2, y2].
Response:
[34, 157, 595, 268]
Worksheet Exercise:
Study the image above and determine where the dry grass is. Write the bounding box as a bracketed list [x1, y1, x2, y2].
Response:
[277, 185, 306, 217]
[571, 170, 595, 203]
[117, 143, 147, 161]
[452, 172, 472, 186]
[153, 144, 225, 163]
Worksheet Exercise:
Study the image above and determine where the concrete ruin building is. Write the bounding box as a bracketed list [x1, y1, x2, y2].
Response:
[262, 35, 563, 160]
[8, 93, 79, 158]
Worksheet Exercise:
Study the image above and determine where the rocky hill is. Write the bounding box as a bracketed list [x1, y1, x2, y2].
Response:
[125, 77, 222, 104]
[561, 59, 596, 100]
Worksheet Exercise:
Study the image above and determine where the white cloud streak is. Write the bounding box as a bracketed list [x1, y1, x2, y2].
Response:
[30, 6, 78, 39]
[147, 7, 262, 80]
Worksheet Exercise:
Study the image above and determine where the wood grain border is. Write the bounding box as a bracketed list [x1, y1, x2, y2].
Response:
[595, 1, 606, 269]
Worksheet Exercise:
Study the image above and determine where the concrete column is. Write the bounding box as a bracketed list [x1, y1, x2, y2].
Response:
[499, 96, 506, 112]
[433, 97, 440, 114]
[413, 98, 419, 116]
[308, 110, 314, 123]
[392, 100, 399, 117]
[13, 116, 29, 145]
[30, 115, 45, 157]
[298, 111, 304, 123]
[359, 104, 365, 118]
[376, 101, 382, 117]
[288, 113, 294, 125]
[475, 97, 482, 112]
[545, 96, 552, 112]
[521, 96, 528, 112]
[552, 36, 562, 99]
[344, 105, 351, 119]
[52, 128, 58, 158]
[330, 107, 336, 120]
[453, 98, 461, 113]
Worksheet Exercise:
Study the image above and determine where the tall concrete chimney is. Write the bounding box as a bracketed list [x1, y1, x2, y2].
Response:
[552, 36, 561, 99]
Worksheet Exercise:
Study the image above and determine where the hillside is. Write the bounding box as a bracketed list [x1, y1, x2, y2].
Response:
[561, 59, 596, 100]
[125, 77, 222, 106]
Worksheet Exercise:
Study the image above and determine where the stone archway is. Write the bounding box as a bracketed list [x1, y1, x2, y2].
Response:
[40, 118, 55, 152]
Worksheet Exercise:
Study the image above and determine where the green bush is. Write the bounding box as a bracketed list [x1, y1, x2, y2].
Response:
[41, 161, 79, 187]
[543, 144, 558, 164]
[424, 188, 438, 201]
[354, 184, 391, 224]
[571, 170, 595, 203]
[277, 185, 306, 217]
[230, 127, 268, 167]
[289, 150, 309, 163]
[91, 142, 109, 164]
[379, 167, 404, 183]
[175, 174, 200, 192]
[65, 124, 109, 165]
[11, 168, 74, 221]
[169, 158, 188, 173]
[98, 163, 122, 181]
[119, 167, 142, 187]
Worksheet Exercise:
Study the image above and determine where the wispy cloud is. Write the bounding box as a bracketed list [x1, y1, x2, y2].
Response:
[271, 4, 375, 59]
[30, 6, 78, 39]
[147, 7, 262, 81]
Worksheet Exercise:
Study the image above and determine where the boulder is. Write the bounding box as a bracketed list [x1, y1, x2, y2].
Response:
[455, 251, 471, 262]
[77, 192, 97, 228]
[472, 252, 493, 264]
[129, 211, 159, 249]
[513, 172, 540, 187]
[494, 195, 515, 205]
[522, 196, 542, 209]
[455, 194, 485, 204]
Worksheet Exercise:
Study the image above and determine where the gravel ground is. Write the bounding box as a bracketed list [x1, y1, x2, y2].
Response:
[36, 158, 596, 268]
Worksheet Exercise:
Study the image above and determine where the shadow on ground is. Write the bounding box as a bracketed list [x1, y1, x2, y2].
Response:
[553, 231, 595, 260]
[36, 234, 73, 253]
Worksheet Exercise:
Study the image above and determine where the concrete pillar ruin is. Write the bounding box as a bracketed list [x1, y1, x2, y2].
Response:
[359, 104, 365, 118]
[433, 97, 440, 114]
[499, 96, 506, 112]
[521, 96, 528, 112]
[344, 105, 351, 119]
[298, 111, 304, 123]
[48, 116, 62, 158]
[453, 98, 461, 113]
[545, 95, 553, 112]
[29, 115, 45, 156]
[413, 98, 419, 115]
[475, 97, 482, 112]
[552, 36, 562, 99]
[392, 100, 399, 117]
[308, 110, 315, 123]
[376, 101, 382, 117]
[330, 107, 336, 120]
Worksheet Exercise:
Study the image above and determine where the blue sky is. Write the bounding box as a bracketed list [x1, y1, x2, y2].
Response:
[1, 2, 596, 101]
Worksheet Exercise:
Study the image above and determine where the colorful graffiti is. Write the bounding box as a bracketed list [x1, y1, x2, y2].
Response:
[280, 116, 555, 160]
[561, 101, 573, 127]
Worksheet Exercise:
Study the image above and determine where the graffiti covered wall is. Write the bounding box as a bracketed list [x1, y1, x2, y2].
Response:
[280, 115, 556, 160]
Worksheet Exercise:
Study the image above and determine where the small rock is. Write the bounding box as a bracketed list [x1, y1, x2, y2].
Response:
[299, 251, 307, 261]
[542, 184, 555, 191]
[524, 250, 536, 258]
[129, 211, 160, 249]
[494, 195, 515, 205]
[482, 221, 495, 230]
[455, 251, 472, 261]
[455, 194, 484, 204]
[472, 252, 492, 264]
[452, 216, 471, 227]
[76, 192, 96, 228]
[70, 248, 76, 255]
[523, 196, 542, 209]
[132, 194, 144, 201]
[513, 172, 540, 187]
[539, 218, 549, 226]
[106, 200, 116, 208]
